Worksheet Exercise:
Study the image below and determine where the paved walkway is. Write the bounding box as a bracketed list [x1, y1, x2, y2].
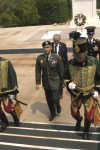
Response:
[0, 24, 100, 50]
[0, 24, 100, 127]
[0, 24, 73, 49]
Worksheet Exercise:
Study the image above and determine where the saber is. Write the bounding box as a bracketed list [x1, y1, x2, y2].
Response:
[13, 98, 27, 106]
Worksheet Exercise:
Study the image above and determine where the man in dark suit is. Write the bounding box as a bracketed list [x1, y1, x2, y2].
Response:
[51, 34, 68, 98]
[85, 26, 100, 61]
[35, 41, 64, 121]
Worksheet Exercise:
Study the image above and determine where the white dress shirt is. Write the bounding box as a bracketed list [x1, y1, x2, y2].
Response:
[54, 43, 59, 55]
[88, 39, 93, 44]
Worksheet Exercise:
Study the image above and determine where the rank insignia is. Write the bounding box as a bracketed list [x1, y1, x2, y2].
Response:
[40, 60, 43, 63]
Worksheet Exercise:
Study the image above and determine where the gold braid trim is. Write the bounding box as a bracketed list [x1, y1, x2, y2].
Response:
[0, 60, 8, 89]
[72, 90, 82, 101]
[96, 85, 100, 87]
[76, 84, 95, 92]
[72, 84, 94, 101]
[73, 39, 86, 53]
[0, 86, 17, 94]
[77, 39, 86, 45]
[73, 40, 80, 53]
[64, 79, 70, 84]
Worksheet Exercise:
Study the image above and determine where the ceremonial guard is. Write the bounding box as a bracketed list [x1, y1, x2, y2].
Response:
[0, 57, 19, 131]
[35, 41, 64, 121]
[51, 34, 68, 99]
[64, 31, 100, 140]
[85, 26, 100, 61]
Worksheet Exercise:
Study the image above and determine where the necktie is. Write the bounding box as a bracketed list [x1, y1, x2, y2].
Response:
[90, 40, 91, 45]
[55, 45, 57, 54]
[46, 55, 49, 62]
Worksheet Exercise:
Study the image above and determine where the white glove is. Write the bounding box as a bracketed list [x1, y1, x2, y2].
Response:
[93, 91, 98, 99]
[10, 95, 15, 99]
[68, 82, 76, 89]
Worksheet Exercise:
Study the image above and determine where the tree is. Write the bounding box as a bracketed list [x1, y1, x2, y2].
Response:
[36, 0, 72, 25]
[0, 0, 40, 27]
[15, 0, 40, 26]
[97, 0, 100, 9]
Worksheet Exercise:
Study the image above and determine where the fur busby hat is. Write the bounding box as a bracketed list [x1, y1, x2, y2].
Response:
[69, 31, 87, 54]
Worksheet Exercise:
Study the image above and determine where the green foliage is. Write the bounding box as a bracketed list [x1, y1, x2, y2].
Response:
[36, 0, 72, 25]
[68, 0, 72, 19]
[97, 13, 100, 18]
[0, 0, 72, 27]
[97, 0, 100, 9]
[0, 0, 40, 27]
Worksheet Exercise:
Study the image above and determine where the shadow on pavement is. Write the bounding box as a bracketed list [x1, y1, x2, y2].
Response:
[31, 101, 49, 117]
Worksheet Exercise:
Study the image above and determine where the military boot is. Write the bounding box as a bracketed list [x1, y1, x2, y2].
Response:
[83, 119, 91, 140]
[75, 115, 83, 131]
[0, 112, 9, 131]
[56, 104, 61, 113]
[0, 121, 6, 131]
[11, 111, 19, 126]
[55, 101, 61, 113]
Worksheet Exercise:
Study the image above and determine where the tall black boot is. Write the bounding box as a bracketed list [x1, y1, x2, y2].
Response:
[0, 112, 9, 125]
[55, 100, 61, 113]
[11, 111, 19, 126]
[75, 115, 83, 131]
[56, 103, 61, 113]
[0, 112, 9, 131]
[83, 119, 91, 140]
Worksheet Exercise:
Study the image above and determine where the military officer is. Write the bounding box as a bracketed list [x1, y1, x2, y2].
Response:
[35, 41, 64, 121]
[85, 26, 100, 61]
[64, 31, 100, 140]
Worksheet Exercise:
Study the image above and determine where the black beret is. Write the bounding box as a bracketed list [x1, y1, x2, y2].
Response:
[42, 41, 51, 47]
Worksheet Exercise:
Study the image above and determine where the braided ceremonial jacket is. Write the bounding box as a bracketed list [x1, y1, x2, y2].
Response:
[64, 56, 100, 98]
[0, 57, 18, 95]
